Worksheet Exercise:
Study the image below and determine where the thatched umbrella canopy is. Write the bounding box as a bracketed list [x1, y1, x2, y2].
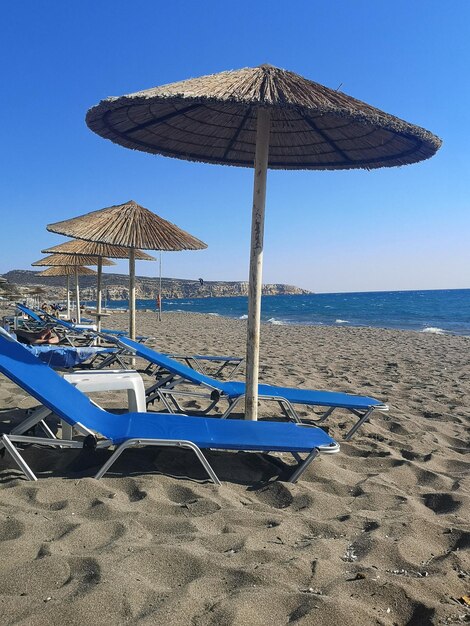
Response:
[32, 254, 115, 323]
[42, 240, 155, 259]
[41, 240, 155, 331]
[32, 254, 115, 267]
[47, 200, 207, 338]
[37, 266, 97, 318]
[85, 64, 442, 420]
[37, 266, 97, 276]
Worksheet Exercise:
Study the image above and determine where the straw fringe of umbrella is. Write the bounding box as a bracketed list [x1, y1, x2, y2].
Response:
[37, 266, 97, 276]
[32, 254, 115, 267]
[86, 64, 441, 170]
[47, 201, 208, 250]
[42, 240, 155, 260]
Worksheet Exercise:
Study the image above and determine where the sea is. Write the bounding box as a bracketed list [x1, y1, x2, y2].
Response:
[88, 289, 470, 336]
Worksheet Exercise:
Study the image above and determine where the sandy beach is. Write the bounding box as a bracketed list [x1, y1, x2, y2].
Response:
[0, 310, 468, 625]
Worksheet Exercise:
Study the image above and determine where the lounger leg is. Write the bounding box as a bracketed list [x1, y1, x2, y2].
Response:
[39, 420, 58, 440]
[186, 357, 209, 376]
[291, 452, 302, 464]
[316, 407, 335, 423]
[1, 434, 89, 481]
[277, 399, 302, 423]
[0, 406, 53, 451]
[221, 396, 241, 419]
[94, 439, 221, 485]
[95, 353, 127, 370]
[288, 448, 319, 483]
[344, 408, 374, 440]
[1, 435, 38, 481]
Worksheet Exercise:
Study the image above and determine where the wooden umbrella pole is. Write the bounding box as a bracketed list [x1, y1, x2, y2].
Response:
[129, 248, 136, 339]
[97, 257, 103, 333]
[158, 251, 162, 322]
[75, 267, 81, 323]
[245, 107, 270, 421]
[66, 275, 71, 319]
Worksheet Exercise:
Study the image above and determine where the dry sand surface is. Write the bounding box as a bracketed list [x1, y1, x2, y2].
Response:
[0, 310, 469, 625]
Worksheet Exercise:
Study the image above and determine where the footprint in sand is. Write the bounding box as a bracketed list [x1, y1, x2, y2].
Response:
[1, 556, 72, 596]
[400, 448, 433, 462]
[19, 486, 69, 511]
[450, 529, 470, 550]
[423, 492, 461, 514]
[0, 515, 24, 541]
[254, 482, 294, 509]
[164, 483, 199, 504]
[66, 556, 102, 592]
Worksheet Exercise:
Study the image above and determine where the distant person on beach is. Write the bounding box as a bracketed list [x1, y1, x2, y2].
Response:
[15, 328, 60, 345]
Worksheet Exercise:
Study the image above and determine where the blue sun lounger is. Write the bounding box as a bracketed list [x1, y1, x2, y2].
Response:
[16, 304, 44, 325]
[17, 304, 148, 342]
[40, 310, 149, 342]
[115, 337, 389, 440]
[15, 305, 242, 374]
[0, 330, 339, 484]
[17, 303, 93, 326]
[15, 304, 97, 346]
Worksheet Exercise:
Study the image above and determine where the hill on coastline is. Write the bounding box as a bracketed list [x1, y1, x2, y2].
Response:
[2, 270, 311, 301]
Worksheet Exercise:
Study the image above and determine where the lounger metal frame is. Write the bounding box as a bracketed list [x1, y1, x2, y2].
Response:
[144, 378, 388, 441]
[115, 337, 389, 440]
[1, 428, 338, 485]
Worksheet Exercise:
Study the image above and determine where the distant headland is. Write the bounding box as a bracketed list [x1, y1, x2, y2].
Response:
[1, 270, 311, 301]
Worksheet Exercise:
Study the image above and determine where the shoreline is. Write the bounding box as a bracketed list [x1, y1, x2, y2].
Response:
[87, 305, 470, 338]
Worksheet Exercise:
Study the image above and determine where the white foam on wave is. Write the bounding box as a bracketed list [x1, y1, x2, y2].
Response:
[335, 319, 350, 324]
[421, 327, 446, 334]
[267, 317, 286, 325]
[207, 312, 220, 316]
[239, 314, 248, 320]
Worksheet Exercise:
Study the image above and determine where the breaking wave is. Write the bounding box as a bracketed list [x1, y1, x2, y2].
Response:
[421, 327, 446, 334]
[267, 318, 286, 325]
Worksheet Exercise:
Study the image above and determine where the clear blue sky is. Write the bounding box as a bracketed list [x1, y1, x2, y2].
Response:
[1, 0, 469, 292]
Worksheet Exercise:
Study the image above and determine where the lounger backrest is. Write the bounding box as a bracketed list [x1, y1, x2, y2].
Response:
[117, 337, 227, 392]
[44, 313, 76, 331]
[17, 304, 43, 323]
[0, 331, 116, 437]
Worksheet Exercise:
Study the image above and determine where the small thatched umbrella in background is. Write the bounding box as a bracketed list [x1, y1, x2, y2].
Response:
[37, 265, 97, 319]
[41, 240, 155, 332]
[32, 253, 115, 323]
[85, 64, 442, 420]
[47, 200, 207, 339]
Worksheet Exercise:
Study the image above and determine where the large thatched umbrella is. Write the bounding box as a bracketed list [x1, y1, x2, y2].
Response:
[85, 64, 442, 420]
[47, 201, 207, 338]
[32, 253, 115, 323]
[41, 240, 155, 331]
[37, 265, 97, 319]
